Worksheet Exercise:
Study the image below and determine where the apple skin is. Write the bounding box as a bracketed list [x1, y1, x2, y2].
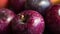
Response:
[0, 8, 15, 34]
[25, 0, 51, 15]
[50, 0, 60, 5]
[11, 10, 45, 34]
[10, 0, 26, 13]
[45, 4, 60, 34]
[0, 0, 8, 8]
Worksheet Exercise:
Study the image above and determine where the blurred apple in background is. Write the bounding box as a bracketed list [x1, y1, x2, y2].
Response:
[10, 0, 26, 14]
[0, 0, 8, 8]
[50, 0, 60, 5]
[25, 0, 51, 15]
[45, 4, 60, 34]
[0, 8, 15, 34]
[11, 10, 45, 34]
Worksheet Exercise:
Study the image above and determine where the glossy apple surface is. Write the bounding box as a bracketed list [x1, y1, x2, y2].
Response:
[0, 8, 15, 34]
[10, 0, 26, 12]
[50, 0, 60, 5]
[25, 0, 51, 15]
[45, 4, 60, 34]
[11, 10, 45, 34]
[0, 0, 8, 8]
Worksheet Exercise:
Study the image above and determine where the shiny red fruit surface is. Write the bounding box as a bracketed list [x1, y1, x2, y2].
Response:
[45, 4, 60, 34]
[0, 0, 8, 8]
[11, 10, 45, 34]
[0, 8, 15, 34]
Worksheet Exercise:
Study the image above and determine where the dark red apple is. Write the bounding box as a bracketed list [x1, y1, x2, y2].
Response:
[10, 0, 26, 13]
[25, 0, 51, 15]
[11, 10, 45, 34]
[0, 8, 15, 34]
[45, 4, 60, 34]
[0, 0, 8, 8]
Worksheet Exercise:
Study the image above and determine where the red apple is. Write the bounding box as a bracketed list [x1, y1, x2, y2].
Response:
[25, 0, 51, 15]
[0, 0, 8, 8]
[45, 4, 60, 34]
[11, 10, 45, 34]
[0, 8, 15, 34]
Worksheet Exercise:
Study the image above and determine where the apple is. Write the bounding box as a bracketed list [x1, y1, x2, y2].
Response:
[0, 8, 15, 34]
[11, 10, 45, 34]
[50, 0, 60, 5]
[10, 0, 26, 13]
[25, 0, 51, 15]
[45, 4, 60, 34]
[0, 0, 8, 8]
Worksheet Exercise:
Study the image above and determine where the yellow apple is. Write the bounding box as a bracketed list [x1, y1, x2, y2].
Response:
[50, 0, 60, 5]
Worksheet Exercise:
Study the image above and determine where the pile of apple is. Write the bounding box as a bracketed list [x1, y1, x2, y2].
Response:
[0, 0, 60, 34]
